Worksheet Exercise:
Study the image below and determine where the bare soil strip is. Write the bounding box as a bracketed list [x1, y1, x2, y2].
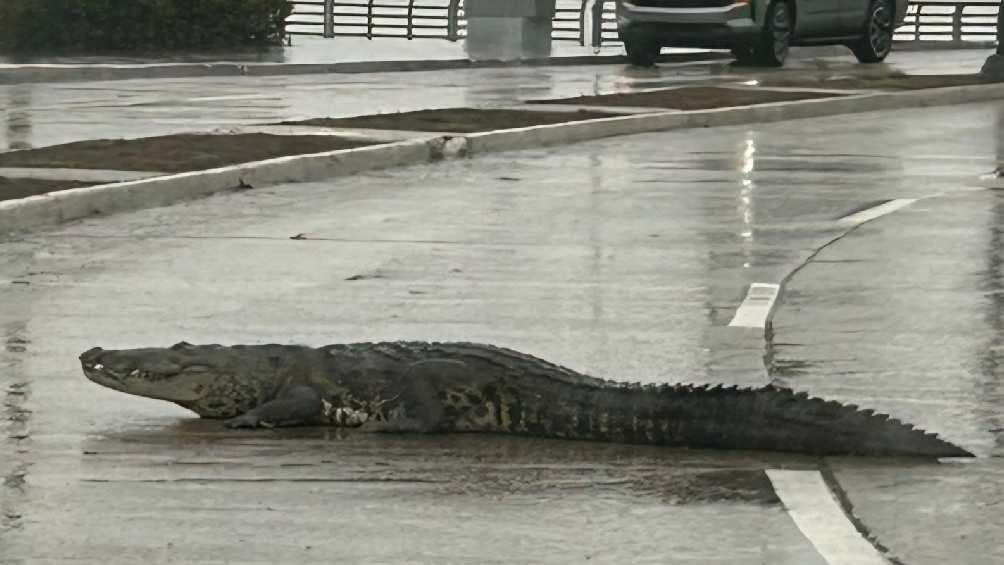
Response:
[276, 108, 620, 133]
[527, 86, 845, 110]
[0, 134, 378, 173]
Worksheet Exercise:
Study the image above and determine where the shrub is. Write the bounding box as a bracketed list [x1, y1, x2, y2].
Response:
[0, 0, 293, 53]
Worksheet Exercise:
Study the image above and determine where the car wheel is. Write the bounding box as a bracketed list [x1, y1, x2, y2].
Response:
[754, 1, 792, 67]
[624, 34, 661, 67]
[852, 0, 894, 63]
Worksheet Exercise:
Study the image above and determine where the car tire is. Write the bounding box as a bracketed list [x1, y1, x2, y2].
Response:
[753, 0, 792, 67]
[624, 34, 662, 67]
[852, 0, 894, 63]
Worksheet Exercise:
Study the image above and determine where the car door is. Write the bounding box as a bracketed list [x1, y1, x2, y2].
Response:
[793, 0, 845, 38]
[841, 0, 871, 36]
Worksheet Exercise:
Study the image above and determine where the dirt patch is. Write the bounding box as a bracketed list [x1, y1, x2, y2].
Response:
[759, 73, 997, 91]
[528, 86, 843, 110]
[0, 177, 97, 202]
[0, 133, 377, 173]
[276, 108, 619, 133]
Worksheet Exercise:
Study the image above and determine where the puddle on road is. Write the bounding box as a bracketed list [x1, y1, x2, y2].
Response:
[0, 420, 839, 563]
[79, 421, 810, 505]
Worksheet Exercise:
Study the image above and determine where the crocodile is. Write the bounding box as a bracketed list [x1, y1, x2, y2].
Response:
[79, 341, 973, 457]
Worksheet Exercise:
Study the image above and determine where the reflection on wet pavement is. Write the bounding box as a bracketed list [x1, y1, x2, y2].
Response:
[15, 426, 823, 563]
[3, 85, 32, 151]
[82, 426, 793, 504]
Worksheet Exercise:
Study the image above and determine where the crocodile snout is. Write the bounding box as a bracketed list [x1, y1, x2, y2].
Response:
[79, 347, 105, 365]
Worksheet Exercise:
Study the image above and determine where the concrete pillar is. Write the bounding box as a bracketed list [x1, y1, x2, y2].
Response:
[464, 0, 556, 61]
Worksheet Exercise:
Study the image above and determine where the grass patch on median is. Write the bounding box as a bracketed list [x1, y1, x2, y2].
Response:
[758, 73, 997, 91]
[0, 133, 378, 173]
[0, 177, 97, 202]
[276, 108, 620, 133]
[527, 86, 844, 110]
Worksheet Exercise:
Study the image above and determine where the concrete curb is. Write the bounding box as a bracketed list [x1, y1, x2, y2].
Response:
[3, 81, 1004, 234]
[0, 52, 729, 85]
[0, 137, 441, 233]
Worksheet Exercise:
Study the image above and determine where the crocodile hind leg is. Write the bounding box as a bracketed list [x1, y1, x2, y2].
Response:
[362, 358, 470, 434]
[224, 385, 323, 428]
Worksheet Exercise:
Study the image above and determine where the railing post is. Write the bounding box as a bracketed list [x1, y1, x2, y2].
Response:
[952, 3, 963, 42]
[407, 0, 415, 39]
[447, 0, 461, 41]
[914, 2, 922, 41]
[590, 0, 604, 47]
[323, 0, 334, 38]
[367, 0, 374, 39]
[577, 0, 588, 46]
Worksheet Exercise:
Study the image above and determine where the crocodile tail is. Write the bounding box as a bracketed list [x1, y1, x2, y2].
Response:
[557, 383, 973, 458]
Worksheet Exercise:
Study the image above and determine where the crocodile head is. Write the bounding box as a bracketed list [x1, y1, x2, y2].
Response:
[80, 342, 263, 418]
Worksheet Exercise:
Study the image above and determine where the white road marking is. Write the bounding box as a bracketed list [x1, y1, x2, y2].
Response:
[767, 470, 890, 565]
[728, 283, 780, 328]
[837, 199, 916, 227]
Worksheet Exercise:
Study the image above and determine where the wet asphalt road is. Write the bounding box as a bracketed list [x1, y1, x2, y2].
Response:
[2, 52, 1004, 562]
[2, 94, 1003, 562]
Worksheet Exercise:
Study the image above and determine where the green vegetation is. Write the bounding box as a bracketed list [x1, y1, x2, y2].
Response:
[0, 0, 293, 53]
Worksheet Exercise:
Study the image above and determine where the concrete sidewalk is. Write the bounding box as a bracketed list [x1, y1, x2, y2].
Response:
[0, 37, 719, 85]
[0, 36, 632, 66]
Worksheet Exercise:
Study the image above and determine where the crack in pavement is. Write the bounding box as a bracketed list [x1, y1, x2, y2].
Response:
[762, 190, 972, 385]
[1, 322, 31, 541]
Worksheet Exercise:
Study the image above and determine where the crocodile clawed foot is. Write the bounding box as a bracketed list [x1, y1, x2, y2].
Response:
[224, 414, 257, 429]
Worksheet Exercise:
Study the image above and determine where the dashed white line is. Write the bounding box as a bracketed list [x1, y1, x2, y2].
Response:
[837, 199, 917, 227]
[728, 283, 780, 328]
[767, 470, 891, 565]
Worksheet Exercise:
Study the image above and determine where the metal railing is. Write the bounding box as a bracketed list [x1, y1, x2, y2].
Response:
[553, 1, 590, 44]
[286, 0, 590, 43]
[286, 0, 1000, 46]
[285, 0, 466, 40]
[895, 0, 999, 42]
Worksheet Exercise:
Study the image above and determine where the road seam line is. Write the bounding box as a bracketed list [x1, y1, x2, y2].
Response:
[766, 470, 891, 565]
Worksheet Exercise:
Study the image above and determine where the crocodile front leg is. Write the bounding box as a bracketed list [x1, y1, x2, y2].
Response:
[224, 385, 323, 428]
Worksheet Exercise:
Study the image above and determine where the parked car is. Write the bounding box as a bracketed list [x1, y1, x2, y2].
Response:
[616, 0, 908, 67]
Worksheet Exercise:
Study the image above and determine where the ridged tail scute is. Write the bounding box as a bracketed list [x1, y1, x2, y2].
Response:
[566, 383, 973, 458]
